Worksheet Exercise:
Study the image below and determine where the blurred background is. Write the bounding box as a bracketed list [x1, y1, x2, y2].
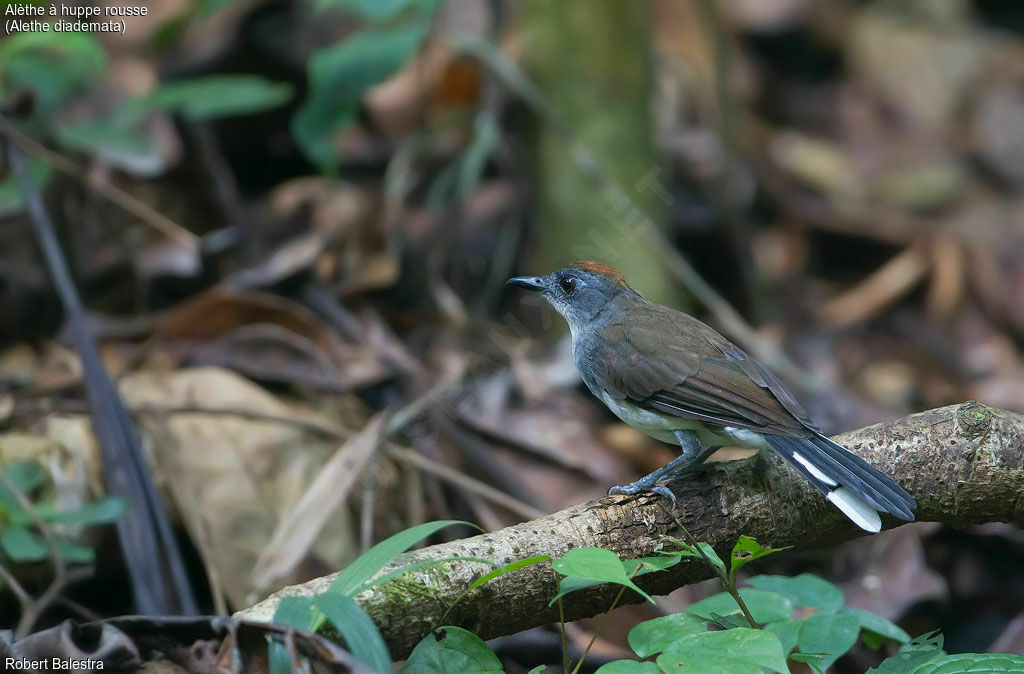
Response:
[0, 0, 1023, 670]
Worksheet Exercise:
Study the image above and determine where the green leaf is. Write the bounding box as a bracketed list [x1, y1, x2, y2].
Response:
[686, 589, 793, 624]
[327, 520, 468, 597]
[909, 653, 1024, 673]
[708, 612, 752, 630]
[55, 539, 95, 564]
[868, 631, 946, 673]
[840, 606, 911, 645]
[0, 460, 47, 506]
[273, 595, 316, 631]
[376, 553, 499, 594]
[55, 117, 164, 176]
[595, 662, 661, 674]
[0, 525, 48, 562]
[293, 21, 430, 173]
[0, 32, 107, 115]
[448, 555, 550, 612]
[730, 535, 788, 575]
[148, 75, 293, 121]
[627, 612, 707, 658]
[797, 610, 860, 670]
[661, 537, 727, 577]
[550, 547, 653, 605]
[310, 0, 440, 21]
[656, 628, 789, 674]
[747, 573, 845, 611]
[790, 652, 827, 674]
[269, 595, 316, 674]
[628, 555, 682, 577]
[765, 618, 802, 655]
[316, 520, 470, 631]
[527, 667, 548, 674]
[316, 594, 392, 674]
[869, 650, 943, 674]
[403, 626, 502, 673]
[40, 498, 126, 526]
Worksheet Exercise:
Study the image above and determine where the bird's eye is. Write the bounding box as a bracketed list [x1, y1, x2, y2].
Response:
[559, 276, 577, 294]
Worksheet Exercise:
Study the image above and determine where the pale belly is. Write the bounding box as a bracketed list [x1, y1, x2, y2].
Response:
[597, 390, 771, 450]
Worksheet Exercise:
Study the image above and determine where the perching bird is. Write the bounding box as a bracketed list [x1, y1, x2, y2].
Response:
[507, 261, 916, 532]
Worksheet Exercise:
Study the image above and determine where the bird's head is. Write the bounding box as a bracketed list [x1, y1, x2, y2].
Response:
[507, 261, 637, 331]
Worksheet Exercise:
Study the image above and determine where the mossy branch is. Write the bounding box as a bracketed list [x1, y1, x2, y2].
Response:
[236, 402, 1024, 658]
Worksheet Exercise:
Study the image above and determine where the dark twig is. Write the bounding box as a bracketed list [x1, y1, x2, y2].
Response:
[0, 470, 72, 638]
[3, 134, 197, 615]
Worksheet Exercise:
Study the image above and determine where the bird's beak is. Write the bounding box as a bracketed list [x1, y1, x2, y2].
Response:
[506, 276, 546, 292]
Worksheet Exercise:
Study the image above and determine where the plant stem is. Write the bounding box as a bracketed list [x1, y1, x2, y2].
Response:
[570, 584, 628, 674]
[660, 504, 758, 628]
[558, 597, 570, 674]
[727, 572, 759, 629]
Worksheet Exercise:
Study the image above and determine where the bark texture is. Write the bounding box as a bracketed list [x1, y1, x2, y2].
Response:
[237, 402, 1024, 658]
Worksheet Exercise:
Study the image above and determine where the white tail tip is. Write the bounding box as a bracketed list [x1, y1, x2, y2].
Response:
[827, 487, 882, 532]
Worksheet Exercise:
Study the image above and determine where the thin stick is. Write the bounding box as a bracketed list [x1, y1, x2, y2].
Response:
[0, 113, 198, 249]
[0, 469, 69, 638]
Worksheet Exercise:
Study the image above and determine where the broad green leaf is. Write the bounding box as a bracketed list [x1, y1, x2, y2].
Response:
[149, 75, 293, 121]
[765, 618, 802, 655]
[0, 525, 48, 562]
[708, 612, 751, 630]
[910, 653, 1024, 673]
[527, 667, 548, 674]
[657, 628, 789, 674]
[790, 651, 827, 674]
[55, 118, 164, 176]
[37, 498, 126, 526]
[628, 555, 682, 577]
[870, 650, 943, 674]
[595, 661, 661, 674]
[686, 589, 793, 624]
[316, 594, 392, 674]
[0, 32, 106, 115]
[0, 460, 47, 505]
[747, 573, 845, 611]
[550, 547, 653, 605]
[798, 610, 860, 670]
[730, 535, 788, 574]
[627, 613, 706, 657]
[661, 537, 726, 577]
[293, 21, 430, 173]
[841, 606, 910, 645]
[403, 626, 502, 673]
[55, 539, 95, 564]
[327, 520, 468, 597]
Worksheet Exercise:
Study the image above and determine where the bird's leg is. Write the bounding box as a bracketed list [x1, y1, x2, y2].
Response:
[608, 431, 707, 506]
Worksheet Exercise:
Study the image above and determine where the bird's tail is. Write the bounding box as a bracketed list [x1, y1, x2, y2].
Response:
[763, 433, 916, 533]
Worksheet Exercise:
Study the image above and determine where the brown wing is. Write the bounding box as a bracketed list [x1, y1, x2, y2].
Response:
[579, 303, 819, 437]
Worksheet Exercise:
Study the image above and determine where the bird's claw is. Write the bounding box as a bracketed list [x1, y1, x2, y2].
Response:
[608, 482, 678, 511]
[650, 485, 677, 511]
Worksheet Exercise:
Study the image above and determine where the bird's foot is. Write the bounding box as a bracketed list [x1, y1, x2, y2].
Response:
[608, 480, 678, 511]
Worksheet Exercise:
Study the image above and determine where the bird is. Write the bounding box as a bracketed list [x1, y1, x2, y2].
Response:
[507, 260, 916, 532]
